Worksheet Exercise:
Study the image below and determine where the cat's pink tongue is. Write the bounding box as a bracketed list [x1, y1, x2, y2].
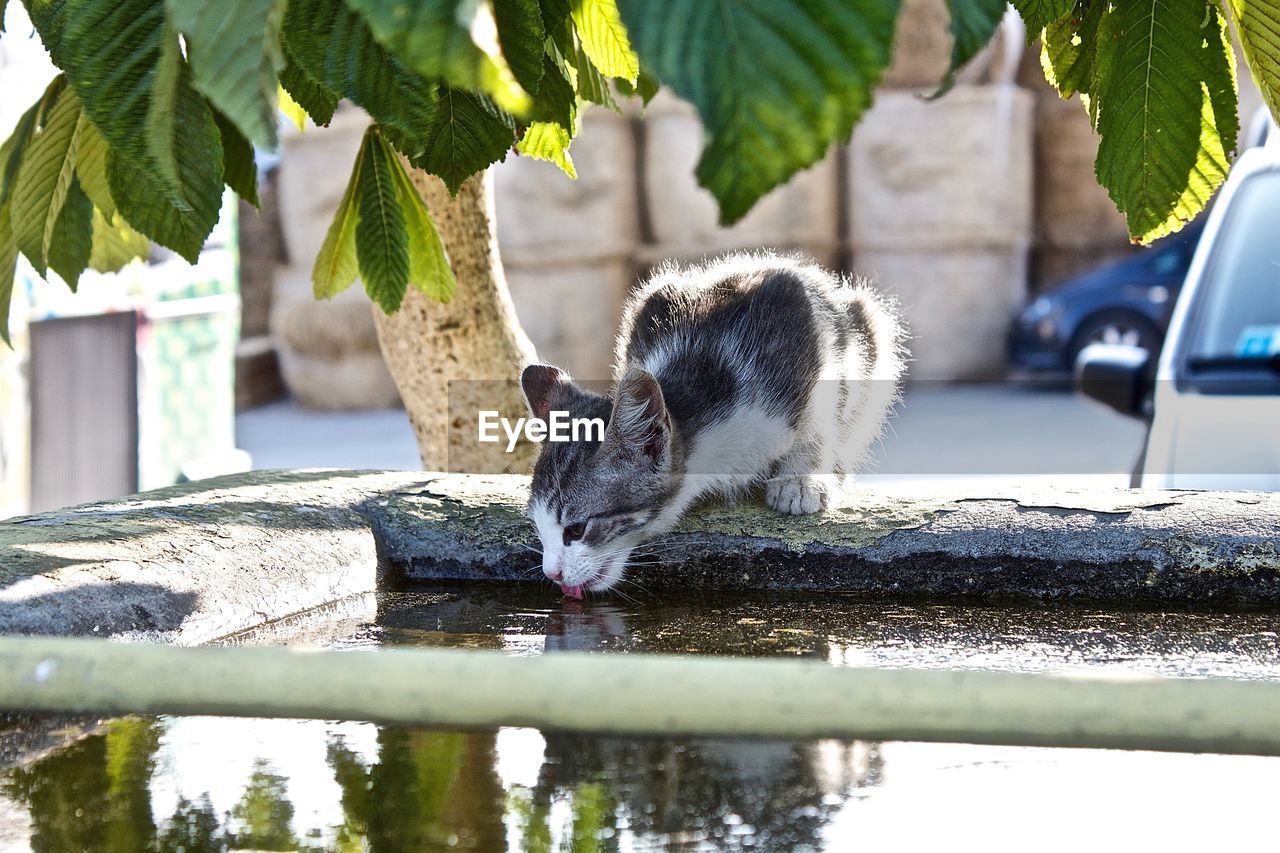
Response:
[560, 584, 584, 600]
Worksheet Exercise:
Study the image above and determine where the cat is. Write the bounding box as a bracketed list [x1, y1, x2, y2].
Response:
[520, 253, 906, 598]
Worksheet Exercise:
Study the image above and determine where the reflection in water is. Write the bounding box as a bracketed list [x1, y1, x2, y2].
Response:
[3, 718, 160, 852]
[5, 589, 1280, 849]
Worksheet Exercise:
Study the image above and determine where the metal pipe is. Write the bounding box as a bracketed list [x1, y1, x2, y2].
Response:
[2, 636, 1280, 755]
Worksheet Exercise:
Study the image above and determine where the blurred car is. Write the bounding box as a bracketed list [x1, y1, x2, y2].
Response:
[1008, 219, 1204, 374]
[1076, 141, 1280, 490]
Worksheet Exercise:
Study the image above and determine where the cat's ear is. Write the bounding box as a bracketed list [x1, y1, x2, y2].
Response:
[610, 367, 670, 466]
[521, 363, 570, 421]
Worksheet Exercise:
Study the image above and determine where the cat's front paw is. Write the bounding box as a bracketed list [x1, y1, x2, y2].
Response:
[765, 475, 830, 515]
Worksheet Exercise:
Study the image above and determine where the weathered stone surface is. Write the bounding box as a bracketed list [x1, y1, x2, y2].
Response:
[849, 86, 1033, 252]
[495, 109, 640, 266]
[849, 85, 1032, 378]
[0, 471, 418, 643]
[880, 0, 952, 89]
[372, 474, 1280, 606]
[643, 93, 841, 258]
[506, 257, 635, 379]
[271, 271, 401, 410]
[4, 471, 1279, 648]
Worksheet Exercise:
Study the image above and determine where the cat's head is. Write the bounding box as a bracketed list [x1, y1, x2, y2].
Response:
[521, 363, 679, 598]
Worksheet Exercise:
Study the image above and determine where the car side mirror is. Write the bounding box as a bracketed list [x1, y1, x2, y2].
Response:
[1074, 343, 1152, 419]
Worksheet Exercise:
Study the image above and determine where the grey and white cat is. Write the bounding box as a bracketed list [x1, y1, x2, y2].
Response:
[521, 253, 905, 598]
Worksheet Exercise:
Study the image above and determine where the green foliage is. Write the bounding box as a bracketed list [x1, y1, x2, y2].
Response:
[518, 120, 577, 178]
[282, 0, 438, 154]
[570, 0, 638, 83]
[27, 0, 169, 190]
[1009, 0, 1072, 44]
[493, 0, 546, 96]
[106, 55, 225, 262]
[345, 0, 531, 115]
[10, 84, 82, 276]
[230, 760, 298, 851]
[215, 110, 261, 208]
[411, 87, 516, 194]
[278, 56, 339, 126]
[89, 209, 150, 273]
[7, 0, 1280, 333]
[1225, 0, 1280, 129]
[619, 0, 900, 224]
[166, 0, 287, 149]
[355, 128, 410, 314]
[1041, 0, 1238, 242]
[73, 117, 115, 216]
[392, 156, 457, 303]
[314, 127, 456, 309]
[0, 204, 17, 346]
[1040, 1, 1104, 100]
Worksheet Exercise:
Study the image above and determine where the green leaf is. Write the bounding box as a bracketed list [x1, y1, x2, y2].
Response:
[10, 85, 83, 275]
[29, 0, 167, 187]
[1040, 1, 1104, 100]
[89, 208, 150, 273]
[390, 148, 456, 302]
[410, 87, 516, 195]
[215, 110, 261, 207]
[529, 54, 577, 129]
[355, 130, 409, 314]
[517, 121, 576, 178]
[106, 62, 225, 262]
[549, 25, 617, 110]
[0, 202, 16, 347]
[166, 0, 287, 148]
[312, 138, 364, 299]
[615, 68, 659, 104]
[279, 51, 340, 126]
[933, 0, 1006, 97]
[1, 77, 66, 209]
[619, 0, 900, 225]
[73, 115, 115, 217]
[46, 176, 92, 286]
[344, 0, 532, 115]
[539, 0, 573, 31]
[283, 0, 436, 153]
[1092, 0, 1238, 242]
[1010, 0, 1072, 44]
[1225, 0, 1280, 128]
[494, 0, 546, 95]
[146, 25, 187, 196]
[570, 0, 638, 83]
[278, 85, 310, 131]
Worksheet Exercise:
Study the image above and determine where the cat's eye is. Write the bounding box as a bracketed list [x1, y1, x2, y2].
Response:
[562, 522, 587, 546]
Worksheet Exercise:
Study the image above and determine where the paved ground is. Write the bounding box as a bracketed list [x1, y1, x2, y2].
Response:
[237, 383, 1148, 487]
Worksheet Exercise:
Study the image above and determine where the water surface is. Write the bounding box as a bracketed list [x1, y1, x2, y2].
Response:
[5, 589, 1280, 851]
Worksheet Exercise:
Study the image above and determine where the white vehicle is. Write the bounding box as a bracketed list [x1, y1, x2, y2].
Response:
[1076, 131, 1280, 490]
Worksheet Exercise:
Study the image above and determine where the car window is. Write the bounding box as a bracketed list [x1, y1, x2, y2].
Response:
[1183, 171, 1280, 362]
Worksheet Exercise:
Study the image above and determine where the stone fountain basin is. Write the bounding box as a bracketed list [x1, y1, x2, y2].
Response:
[1, 470, 1277, 645]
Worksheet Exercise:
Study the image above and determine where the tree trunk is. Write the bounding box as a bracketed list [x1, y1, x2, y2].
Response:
[372, 167, 538, 473]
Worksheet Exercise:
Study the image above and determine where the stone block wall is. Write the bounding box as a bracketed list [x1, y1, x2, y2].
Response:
[492, 2, 1037, 381]
[849, 86, 1033, 380]
[257, 0, 1266, 399]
